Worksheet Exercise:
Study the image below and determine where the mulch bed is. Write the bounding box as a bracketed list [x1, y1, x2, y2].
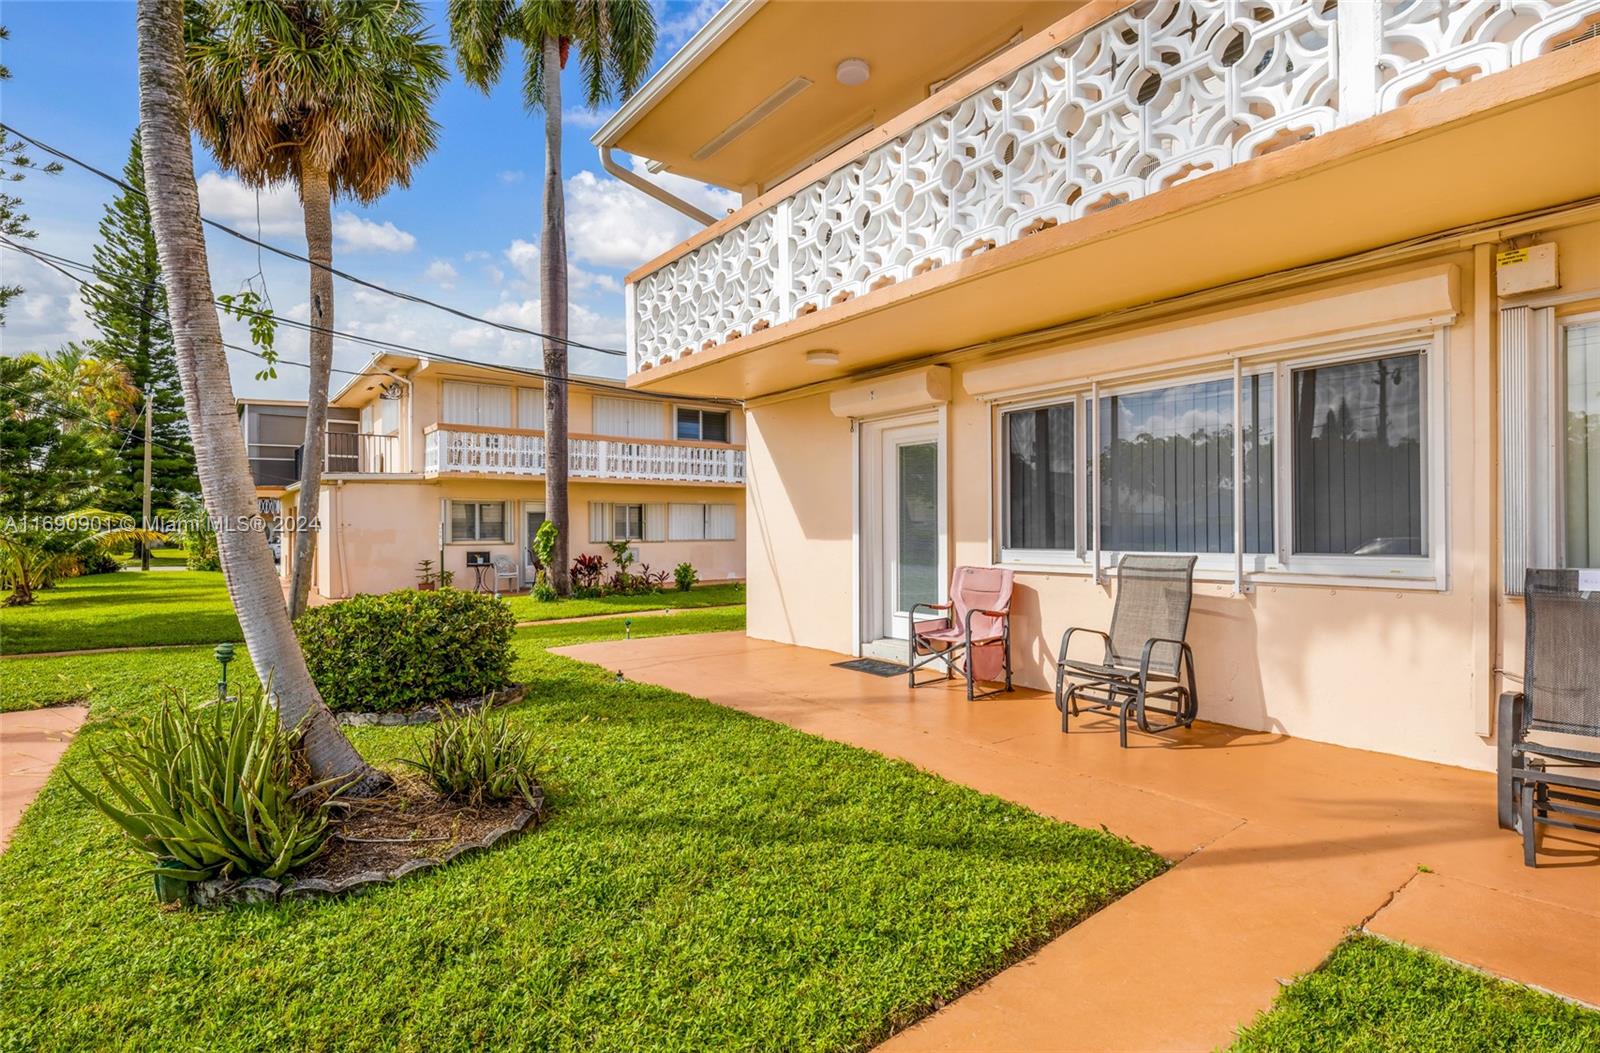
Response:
[189, 773, 544, 908]
[333, 682, 527, 726]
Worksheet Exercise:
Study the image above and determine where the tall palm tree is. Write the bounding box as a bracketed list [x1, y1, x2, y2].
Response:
[185, 0, 447, 618]
[135, 0, 382, 791]
[449, 0, 656, 594]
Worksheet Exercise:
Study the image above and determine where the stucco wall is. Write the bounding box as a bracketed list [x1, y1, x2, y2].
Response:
[744, 218, 1600, 771]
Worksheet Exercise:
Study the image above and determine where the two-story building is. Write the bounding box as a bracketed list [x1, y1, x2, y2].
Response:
[598, 0, 1600, 771]
[247, 355, 746, 601]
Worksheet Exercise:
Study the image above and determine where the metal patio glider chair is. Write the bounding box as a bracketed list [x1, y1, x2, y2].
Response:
[1055, 555, 1199, 747]
[1498, 569, 1600, 866]
[909, 566, 1014, 700]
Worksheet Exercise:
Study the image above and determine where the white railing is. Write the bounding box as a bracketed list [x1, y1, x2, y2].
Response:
[424, 427, 746, 484]
[630, 0, 1600, 373]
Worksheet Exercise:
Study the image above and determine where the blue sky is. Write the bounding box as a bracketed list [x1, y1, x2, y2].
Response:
[0, 0, 733, 397]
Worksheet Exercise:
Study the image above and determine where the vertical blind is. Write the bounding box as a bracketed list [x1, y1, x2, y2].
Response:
[1290, 353, 1423, 556]
[518, 387, 545, 430]
[442, 381, 512, 428]
[592, 396, 664, 439]
[1566, 322, 1600, 568]
[1004, 403, 1074, 550]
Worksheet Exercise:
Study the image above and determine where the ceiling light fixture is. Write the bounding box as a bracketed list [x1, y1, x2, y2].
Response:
[805, 349, 840, 366]
[691, 76, 814, 161]
[835, 58, 871, 86]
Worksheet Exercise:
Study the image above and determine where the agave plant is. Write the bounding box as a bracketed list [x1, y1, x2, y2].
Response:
[66, 691, 339, 886]
[404, 706, 541, 809]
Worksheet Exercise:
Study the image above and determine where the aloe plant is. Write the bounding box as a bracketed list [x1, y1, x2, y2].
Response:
[404, 706, 540, 809]
[66, 692, 338, 883]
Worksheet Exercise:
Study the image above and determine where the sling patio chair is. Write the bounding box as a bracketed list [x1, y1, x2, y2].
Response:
[1497, 569, 1600, 866]
[908, 565, 1014, 700]
[1054, 554, 1199, 747]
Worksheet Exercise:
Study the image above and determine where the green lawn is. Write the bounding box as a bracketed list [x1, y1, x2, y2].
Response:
[503, 581, 746, 622]
[0, 570, 241, 655]
[1230, 935, 1600, 1052]
[115, 547, 188, 568]
[0, 608, 1163, 1051]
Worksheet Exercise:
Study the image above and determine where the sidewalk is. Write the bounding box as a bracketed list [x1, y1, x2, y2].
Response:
[557, 632, 1600, 1050]
[0, 705, 88, 851]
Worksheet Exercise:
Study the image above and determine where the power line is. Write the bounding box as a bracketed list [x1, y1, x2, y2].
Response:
[0, 381, 195, 462]
[1, 122, 627, 358]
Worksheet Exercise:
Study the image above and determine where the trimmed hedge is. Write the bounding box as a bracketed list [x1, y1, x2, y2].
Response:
[296, 588, 515, 712]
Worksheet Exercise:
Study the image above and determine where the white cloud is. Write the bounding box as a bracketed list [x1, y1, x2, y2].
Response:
[483, 264, 506, 287]
[423, 259, 459, 289]
[332, 212, 417, 253]
[563, 158, 739, 269]
[498, 169, 526, 185]
[659, 0, 722, 49]
[562, 106, 613, 130]
[505, 238, 540, 280]
[196, 171, 303, 236]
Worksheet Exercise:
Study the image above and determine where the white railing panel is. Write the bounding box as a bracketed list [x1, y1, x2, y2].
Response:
[629, 0, 1600, 373]
[423, 428, 745, 484]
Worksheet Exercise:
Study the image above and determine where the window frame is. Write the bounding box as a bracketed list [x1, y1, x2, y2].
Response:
[612, 503, 646, 541]
[991, 331, 1449, 589]
[675, 406, 732, 443]
[447, 500, 508, 543]
[1555, 311, 1600, 571]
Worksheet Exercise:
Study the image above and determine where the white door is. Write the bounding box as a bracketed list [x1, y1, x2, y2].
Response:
[523, 500, 547, 583]
[861, 416, 944, 658]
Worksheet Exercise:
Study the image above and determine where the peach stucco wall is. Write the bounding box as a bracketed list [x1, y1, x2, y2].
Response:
[306, 478, 745, 599]
[744, 217, 1600, 772]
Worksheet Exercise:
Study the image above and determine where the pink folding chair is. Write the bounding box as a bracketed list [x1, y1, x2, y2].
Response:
[909, 565, 1014, 700]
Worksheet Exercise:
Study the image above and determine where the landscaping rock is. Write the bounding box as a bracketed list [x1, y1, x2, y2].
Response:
[334, 683, 527, 726]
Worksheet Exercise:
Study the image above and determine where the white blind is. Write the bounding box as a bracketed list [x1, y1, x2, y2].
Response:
[669, 503, 705, 540]
[707, 503, 736, 541]
[443, 381, 512, 427]
[592, 396, 663, 439]
[518, 387, 545, 430]
[588, 502, 607, 543]
[644, 503, 667, 542]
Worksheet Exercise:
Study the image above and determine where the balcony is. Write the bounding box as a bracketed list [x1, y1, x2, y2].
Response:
[422, 425, 746, 485]
[627, 0, 1600, 394]
[292, 431, 404, 477]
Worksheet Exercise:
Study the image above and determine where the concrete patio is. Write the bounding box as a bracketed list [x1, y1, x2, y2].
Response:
[557, 631, 1600, 1051]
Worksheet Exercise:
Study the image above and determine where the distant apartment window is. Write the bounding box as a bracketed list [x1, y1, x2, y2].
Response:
[518, 387, 545, 430]
[613, 504, 646, 541]
[1290, 352, 1422, 557]
[449, 501, 506, 542]
[592, 396, 664, 439]
[442, 381, 512, 428]
[669, 503, 737, 541]
[1099, 374, 1274, 555]
[1563, 321, 1600, 568]
[676, 407, 730, 443]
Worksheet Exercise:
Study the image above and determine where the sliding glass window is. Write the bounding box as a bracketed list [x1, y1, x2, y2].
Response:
[1290, 352, 1424, 557]
[1096, 375, 1274, 554]
[1003, 402, 1075, 552]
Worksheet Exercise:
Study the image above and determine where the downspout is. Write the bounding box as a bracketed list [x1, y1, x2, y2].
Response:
[600, 146, 717, 225]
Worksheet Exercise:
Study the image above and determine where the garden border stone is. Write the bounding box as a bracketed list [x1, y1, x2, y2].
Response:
[190, 793, 544, 908]
[333, 682, 527, 726]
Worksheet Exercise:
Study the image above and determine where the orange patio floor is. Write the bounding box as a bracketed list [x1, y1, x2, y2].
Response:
[556, 632, 1600, 1051]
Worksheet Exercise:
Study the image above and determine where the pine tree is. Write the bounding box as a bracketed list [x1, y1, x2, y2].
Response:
[81, 131, 197, 514]
[0, 356, 112, 520]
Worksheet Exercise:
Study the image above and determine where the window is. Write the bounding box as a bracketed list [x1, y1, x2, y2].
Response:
[1564, 321, 1600, 568]
[676, 407, 731, 443]
[449, 501, 506, 542]
[1098, 375, 1274, 555]
[996, 340, 1437, 582]
[613, 503, 645, 541]
[669, 503, 737, 541]
[518, 387, 545, 430]
[442, 382, 512, 427]
[593, 396, 664, 439]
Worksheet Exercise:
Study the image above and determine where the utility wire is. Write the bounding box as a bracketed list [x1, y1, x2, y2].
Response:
[0, 381, 195, 462]
[1, 122, 627, 357]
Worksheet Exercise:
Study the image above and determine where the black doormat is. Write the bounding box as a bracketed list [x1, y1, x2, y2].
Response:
[832, 658, 906, 677]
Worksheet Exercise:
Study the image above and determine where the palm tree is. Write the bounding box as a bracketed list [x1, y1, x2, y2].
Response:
[134, 0, 382, 791]
[449, 0, 656, 594]
[185, 0, 447, 618]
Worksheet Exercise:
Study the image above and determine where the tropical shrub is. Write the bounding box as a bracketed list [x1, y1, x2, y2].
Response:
[673, 562, 698, 592]
[403, 705, 541, 808]
[64, 692, 336, 887]
[570, 552, 604, 592]
[295, 588, 515, 712]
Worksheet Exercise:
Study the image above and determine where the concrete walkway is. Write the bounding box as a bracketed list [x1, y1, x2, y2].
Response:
[558, 632, 1600, 1051]
[0, 705, 89, 851]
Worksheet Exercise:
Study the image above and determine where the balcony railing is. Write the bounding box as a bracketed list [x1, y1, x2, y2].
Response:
[423, 425, 746, 484]
[288, 431, 405, 478]
[629, 0, 1600, 373]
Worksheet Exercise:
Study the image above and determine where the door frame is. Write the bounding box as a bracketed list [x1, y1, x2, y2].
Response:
[521, 499, 547, 585]
[853, 408, 948, 657]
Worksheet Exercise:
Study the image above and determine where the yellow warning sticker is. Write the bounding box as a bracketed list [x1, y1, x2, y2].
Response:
[1497, 248, 1529, 267]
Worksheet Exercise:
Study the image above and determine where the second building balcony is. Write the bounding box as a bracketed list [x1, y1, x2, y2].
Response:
[422, 425, 746, 486]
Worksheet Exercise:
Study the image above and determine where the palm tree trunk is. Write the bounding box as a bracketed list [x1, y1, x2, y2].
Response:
[288, 155, 334, 619]
[541, 33, 571, 596]
[135, 0, 382, 791]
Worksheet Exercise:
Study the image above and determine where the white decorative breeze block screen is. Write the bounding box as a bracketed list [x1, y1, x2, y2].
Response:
[630, 0, 1600, 373]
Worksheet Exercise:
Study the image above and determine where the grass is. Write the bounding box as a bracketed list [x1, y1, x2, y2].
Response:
[114, 548, 188, 568]
[502, 581, 746, 622]
[1230, 935, 1600, 1052]
[0, 570, 241, 655]
[0, 608, 1163, 1051]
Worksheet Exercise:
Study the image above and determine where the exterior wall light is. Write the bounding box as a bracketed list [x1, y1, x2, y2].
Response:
[835, 58, 871, 86]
